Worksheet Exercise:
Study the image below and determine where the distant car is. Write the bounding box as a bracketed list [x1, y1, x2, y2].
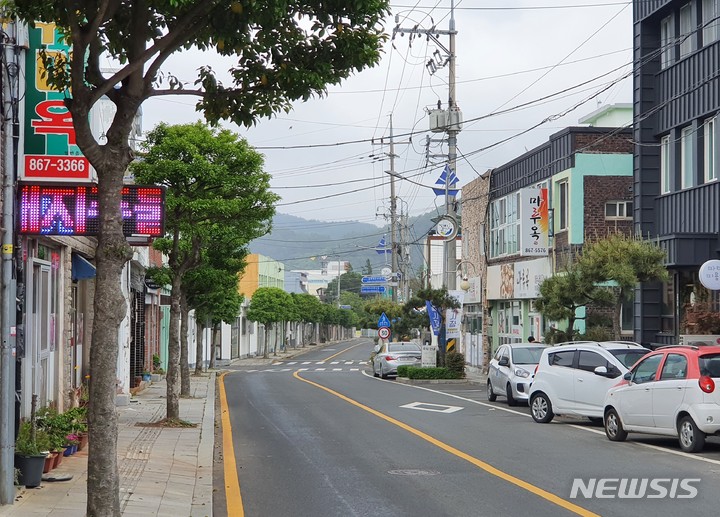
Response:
[487, 343, 547, 406]
[604, 345, 720, 453]
[529, 341, 650, 424]
[371, 341, 422, 379]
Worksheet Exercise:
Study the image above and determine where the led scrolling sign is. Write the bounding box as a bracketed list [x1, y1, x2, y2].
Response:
[18, 184, 165, 237]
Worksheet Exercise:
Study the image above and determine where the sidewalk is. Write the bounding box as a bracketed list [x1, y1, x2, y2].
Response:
[0, 373, 216, 517]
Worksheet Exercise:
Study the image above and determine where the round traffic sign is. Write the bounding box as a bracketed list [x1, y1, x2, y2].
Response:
[378, 327, 390, 340]
[699, 260, 720, 290]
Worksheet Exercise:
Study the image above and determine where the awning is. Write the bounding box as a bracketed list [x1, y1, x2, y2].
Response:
[72, 253, 96, 281]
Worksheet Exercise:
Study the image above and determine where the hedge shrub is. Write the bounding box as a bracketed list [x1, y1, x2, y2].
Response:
[444, 352, 466, 378]
[400, 366, 462, 380]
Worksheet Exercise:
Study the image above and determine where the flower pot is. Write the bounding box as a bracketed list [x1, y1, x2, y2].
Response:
[142, 373, 152, 382]
[53, 450, 63, 468]
[77, 433, 88, 451]
[15, 453, 47, 488]
[43, 452, 56, 473]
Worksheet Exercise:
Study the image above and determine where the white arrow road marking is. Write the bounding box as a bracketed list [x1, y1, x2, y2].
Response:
[400, 402, 463, 413]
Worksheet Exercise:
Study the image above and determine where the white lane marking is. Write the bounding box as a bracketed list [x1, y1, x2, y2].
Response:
[316, 368, 326, 371]
[315, 361, 325, 365]
[287, 362, 297, 365]
[297, 368, 308, 372]
[359, 371, 720, 467]
[331, 361, 340, 364]
[401, 402, 463, 414]
[350, 368, 360, 371]
[302, 362, 311, 365]
[333, 368, 342, 371]
[345, 361, 353, 365]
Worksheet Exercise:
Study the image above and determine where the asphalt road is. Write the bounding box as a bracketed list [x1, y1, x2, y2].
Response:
[220, 338, 720, 517]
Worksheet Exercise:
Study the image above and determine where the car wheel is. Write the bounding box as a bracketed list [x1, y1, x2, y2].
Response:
[372, 363, 379, 378]
[678, 415, 706, 453]
[530, 393, 554, 423]
[487, 381, 497, 402]
[604, 408, 627, 442]
[506, 384, 517, 406]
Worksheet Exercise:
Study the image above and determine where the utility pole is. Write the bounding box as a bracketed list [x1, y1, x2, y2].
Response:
[445, 1, 459, 291]
[395, 1, 461, 290]
[373, 114, 409, 303]
[0, 19, 18, 504]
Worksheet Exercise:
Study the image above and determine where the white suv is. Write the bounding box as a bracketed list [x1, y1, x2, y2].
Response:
[529, 341, 649, 424]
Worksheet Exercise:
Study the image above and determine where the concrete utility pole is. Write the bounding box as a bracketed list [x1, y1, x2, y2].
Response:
[0, 20, 18, 504]
[373, 114, 409, 303]
[445, 1, 458, 290]
[395, 1, 461, 290]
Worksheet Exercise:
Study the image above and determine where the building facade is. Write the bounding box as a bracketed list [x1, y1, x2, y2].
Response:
[633, 0, 720, 345]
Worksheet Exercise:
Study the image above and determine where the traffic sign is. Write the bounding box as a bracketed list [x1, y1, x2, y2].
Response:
[361, 285, 386, 294]
[378, 327, 390, 340]
[361, 275, 388, 284]
[377, 312, 391, 328]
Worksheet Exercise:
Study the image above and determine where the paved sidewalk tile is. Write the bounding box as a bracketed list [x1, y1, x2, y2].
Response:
[0, 373, 215, 517]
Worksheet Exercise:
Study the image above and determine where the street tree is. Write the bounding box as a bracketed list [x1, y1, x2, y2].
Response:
[578, 233, 668, 339]
[291, 293, 324, 345]
[535, 266, 613, 341]
[247, 287, 294, 358]
[183, 236, 247, 375]
[133, 122, 275, 418]
[6, 2, 389, 512]
[326, 271, 362, 305]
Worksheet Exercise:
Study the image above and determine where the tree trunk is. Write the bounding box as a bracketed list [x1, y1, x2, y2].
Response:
[87, 162, 133, 517]
[263, 324, 269, 358]
[180, 292, 190, 397]
[613, 299, 623, 341]
[195, 321, 204, 375]
[166, 275, 182, 420]
[209, 323, 218, 369]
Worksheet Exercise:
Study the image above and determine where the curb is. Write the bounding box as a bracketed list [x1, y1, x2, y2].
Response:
[395, 378, 469, 385]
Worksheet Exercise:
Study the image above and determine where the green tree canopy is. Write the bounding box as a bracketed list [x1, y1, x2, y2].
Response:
[247, 287, 294, 327]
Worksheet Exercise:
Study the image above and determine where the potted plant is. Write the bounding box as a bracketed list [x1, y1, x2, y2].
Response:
[14, 421, 49, 488]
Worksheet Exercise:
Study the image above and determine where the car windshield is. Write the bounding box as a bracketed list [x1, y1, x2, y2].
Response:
[388, 343, 420, 353]
[511, 347, 545, 364]
[699, 354, 720, 378]
[609, 349, 649, 368]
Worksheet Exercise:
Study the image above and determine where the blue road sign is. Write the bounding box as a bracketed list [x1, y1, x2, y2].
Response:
[377, 312, 391, 327]
[361, 285, 386, 294]
[361, 275, 388, 284]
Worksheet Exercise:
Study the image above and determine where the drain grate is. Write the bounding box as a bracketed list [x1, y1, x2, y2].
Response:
[388, 469, 440, 476]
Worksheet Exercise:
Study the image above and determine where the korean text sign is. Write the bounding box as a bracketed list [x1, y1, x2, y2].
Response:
[519, 187, 549, 256]
[24, 22, 92, 181]
[18, 183, 165, 237]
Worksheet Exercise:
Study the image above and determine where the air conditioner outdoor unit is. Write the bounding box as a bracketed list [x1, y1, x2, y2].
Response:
[679, 335, 720, 347]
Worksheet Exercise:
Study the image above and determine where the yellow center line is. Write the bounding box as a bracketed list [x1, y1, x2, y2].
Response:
[220, 372, 244, 516]
[323, 341, 364, 362]
[293, 371, 598, 517]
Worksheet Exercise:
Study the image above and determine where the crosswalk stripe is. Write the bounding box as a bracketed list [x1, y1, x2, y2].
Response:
[316, 368, 326, 371]
[315, 361, 325, 365]
[302, 362, 311, 365]
[332, 368, 342, 371]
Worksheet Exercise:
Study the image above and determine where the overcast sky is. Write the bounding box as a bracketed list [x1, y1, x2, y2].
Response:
[135, 1, 634, 231]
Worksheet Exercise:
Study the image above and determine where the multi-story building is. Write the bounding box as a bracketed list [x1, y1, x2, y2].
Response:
[462, 105, 634, 363]
[633, 0, 720, 345]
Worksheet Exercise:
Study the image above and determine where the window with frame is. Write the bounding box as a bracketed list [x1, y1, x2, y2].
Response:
[577, 351, 608, 372]
[659, 353, 688, 380]
[705, 116, 717, 182]
[605, 200, 633, 220]
[660, 135, 671, 193]
[558, 180, 568, 231]
[681, 126, 696, 189]
[489, 193, 520, 258]
[679, 2, 695, 58]
[549, 350, 575, 367]
[661, 14, 675, 68]
[631, 354, 663, 384]
[703, 0, 719, 44]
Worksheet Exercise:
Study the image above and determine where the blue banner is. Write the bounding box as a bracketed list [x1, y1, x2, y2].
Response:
[426, 301, 441, 336]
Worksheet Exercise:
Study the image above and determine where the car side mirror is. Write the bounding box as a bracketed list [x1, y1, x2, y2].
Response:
[623, 372, 632, 382]
[498, 357, 509, 367]
[593, 366, 608, 377]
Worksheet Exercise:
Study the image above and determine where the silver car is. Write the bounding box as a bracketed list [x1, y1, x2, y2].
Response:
[488, 343, 547, 406]
[372, 341, 422, 379]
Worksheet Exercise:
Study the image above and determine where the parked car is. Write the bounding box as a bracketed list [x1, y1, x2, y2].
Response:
[529, 341, 650, 424]
[603, 345, 720, 453]
[488, 343, 547, 406]
[371, 341, 422, 379]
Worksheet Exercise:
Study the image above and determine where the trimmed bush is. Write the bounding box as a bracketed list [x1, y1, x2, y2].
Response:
[445, 352, 466, 378]
[397, 365, 410, 378]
